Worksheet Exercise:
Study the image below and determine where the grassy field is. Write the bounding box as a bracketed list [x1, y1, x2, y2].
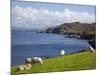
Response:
[11, 50, 96, 74]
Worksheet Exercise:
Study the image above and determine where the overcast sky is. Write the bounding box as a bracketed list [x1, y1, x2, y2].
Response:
[12, 0, 96, 30]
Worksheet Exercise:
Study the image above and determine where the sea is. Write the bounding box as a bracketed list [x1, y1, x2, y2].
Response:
[11, 31, 89, 65]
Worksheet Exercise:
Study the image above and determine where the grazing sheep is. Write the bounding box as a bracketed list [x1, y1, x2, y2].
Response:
[32, 57, 43, 64]
[24, 64, 32, 70]
[23, 64, 30, 70]
[25, 57, 32, 63]
[24, 66, 30, 70]
[17, 65, 25, 71]
[26, 63, 32, 68]
[17, 57, 43, 71]
[60, 50, 65, 56]
[17, 64, 32, 71]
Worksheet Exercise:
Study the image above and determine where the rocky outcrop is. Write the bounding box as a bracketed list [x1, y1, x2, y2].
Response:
[46, 22, 96, 40]
[46, 22, 96, 35]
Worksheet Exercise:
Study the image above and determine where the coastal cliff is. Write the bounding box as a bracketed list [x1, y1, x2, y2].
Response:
[46, 22, 96, 40]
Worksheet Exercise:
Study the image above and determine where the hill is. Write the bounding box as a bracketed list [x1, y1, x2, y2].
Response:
[46, 22, 95, 35]
[46, 22, 96, 39]
[11, 50, 96, 74]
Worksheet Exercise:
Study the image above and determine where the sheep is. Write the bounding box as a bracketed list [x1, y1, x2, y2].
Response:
[24, 64, 32, 70]
[60, 50, 65, 56]
[25, 57, 32, 63]
[24, 66, 30, 70]
[32, 57, 43, 64]
[23, 64, 30, 70]
[17, 63, 32, 71]
[17, 65, 25, 71]
[17, 57, 43, 71]
[26, 63, 32, 68]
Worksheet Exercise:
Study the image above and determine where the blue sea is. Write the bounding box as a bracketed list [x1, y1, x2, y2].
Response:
[11, 31, 89, 65]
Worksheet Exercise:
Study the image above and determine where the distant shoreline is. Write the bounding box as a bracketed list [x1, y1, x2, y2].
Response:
[11, 49, 89, 66]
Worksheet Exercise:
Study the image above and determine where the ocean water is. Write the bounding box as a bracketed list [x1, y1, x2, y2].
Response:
[11, 31, 89, 65]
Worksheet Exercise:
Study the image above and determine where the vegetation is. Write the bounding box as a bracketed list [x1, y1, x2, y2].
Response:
[46, 22, 95, 35]
[11, 50, 96, 74]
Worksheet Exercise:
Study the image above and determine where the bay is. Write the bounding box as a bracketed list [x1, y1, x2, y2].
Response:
[11, 31, 89, 65]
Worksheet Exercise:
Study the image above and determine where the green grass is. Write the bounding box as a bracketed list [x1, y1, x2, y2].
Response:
[11, 50, 96, 74]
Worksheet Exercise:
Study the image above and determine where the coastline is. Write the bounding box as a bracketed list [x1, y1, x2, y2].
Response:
[11, 50, 96, 74]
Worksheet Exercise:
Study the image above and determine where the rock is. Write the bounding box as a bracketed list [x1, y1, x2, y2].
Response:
[45, 22, 95, 36]
[60, 50, 65, 56]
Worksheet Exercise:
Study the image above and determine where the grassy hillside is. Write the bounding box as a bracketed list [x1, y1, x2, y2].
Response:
[46, 22, 96, 35]
[11, 50, 96, 74]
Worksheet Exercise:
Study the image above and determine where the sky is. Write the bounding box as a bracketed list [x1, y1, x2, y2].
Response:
[11, 0, 96, 30]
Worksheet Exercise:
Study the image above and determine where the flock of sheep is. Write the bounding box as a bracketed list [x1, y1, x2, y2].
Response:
[17, 57, 43, 71]
[17, 50, 65, 71]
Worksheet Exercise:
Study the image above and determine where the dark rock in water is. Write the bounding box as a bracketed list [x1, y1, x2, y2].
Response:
[88, 39, 96, 49]
[79, 34, 95, 40]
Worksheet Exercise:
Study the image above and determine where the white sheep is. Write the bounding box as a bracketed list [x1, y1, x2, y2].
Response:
[24, 64, 32, 70]
[25, 57, 32, 63]
[26, 63, 32, 68]
[60, 50, 65, 56]
[23, 64, 30, 70]
[24, 66, 30, 70]
[32, 57, 43, 64]
[17, 64, 32, 71]
[17, 65, 25, 71]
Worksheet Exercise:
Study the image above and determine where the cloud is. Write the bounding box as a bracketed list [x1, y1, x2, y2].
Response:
[12, 6, 95, 30]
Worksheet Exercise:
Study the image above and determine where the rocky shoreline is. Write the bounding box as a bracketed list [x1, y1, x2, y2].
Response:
[45, 22, 95, 40]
